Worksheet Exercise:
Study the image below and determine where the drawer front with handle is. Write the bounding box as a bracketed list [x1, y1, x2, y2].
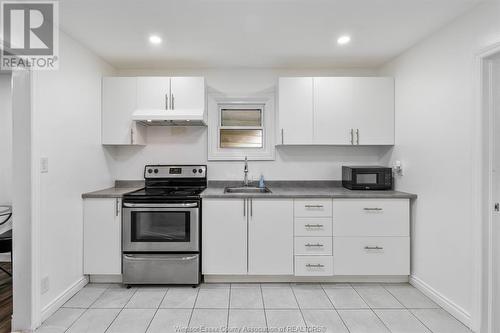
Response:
[333, 237, 409, 275]
[295, 255, 334, 276]
[295, 199, 332, 217]
[332, 199, 409, 236]
[295, 218, 332, 236]
[294, 237, 332, 255]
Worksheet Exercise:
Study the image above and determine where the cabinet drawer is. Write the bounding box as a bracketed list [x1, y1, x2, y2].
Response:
[295, 237, 332, 255]
[295, 256, 334, 276]
[332, 199, 409, 236]
[295, 199, 332, 217]
[333, 237, 409, 275]
[295, 218, 332, 236]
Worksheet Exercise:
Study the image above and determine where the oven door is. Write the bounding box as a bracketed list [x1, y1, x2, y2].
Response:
[122, 202, 199, 252]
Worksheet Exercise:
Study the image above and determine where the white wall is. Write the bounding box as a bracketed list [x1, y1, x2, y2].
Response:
[0, 74, 12, 205]
[379, 2, 500, 327]
[111, 68, 389, 180]
[32, 32, 115, 315]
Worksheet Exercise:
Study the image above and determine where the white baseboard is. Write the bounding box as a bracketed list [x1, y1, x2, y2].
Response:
[89, 274, 122, 283]
[40, 276, 89, 322]
[204, 275, 409, 283]
[409, 275, 471, 328]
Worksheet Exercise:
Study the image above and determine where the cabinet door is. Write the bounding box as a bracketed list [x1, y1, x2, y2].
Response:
[248, 199, 294, 275]
[137, 77, 171, 110]
[278, 77, 313, 144]
[102, 77, 145, 145]
[352, 77, 394, 145]
[84, 198, 121, 274]
[202, 199, 247, 274]
[313, 77, 353, 145]
[170, 77, 205, 110]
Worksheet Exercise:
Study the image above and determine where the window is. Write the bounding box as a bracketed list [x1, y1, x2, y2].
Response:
[219, 106, 264, 148]
[207, 94, 275, 161]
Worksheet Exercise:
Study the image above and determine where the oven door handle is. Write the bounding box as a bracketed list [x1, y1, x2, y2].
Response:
[123, 203, 198, 208]
[123, 254, 198, 261]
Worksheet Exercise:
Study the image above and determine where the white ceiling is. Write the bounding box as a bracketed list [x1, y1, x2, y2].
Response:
[59, 0, 482, 69]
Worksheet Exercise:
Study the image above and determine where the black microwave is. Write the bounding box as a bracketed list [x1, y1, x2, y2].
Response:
[342, 166, 393, 190]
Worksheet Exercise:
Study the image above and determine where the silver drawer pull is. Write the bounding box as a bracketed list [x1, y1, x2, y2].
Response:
[306, 264, 325, 268]
[363, 208, 383, 211]
[364, 246, 384, 250]
[123, 254, 198, 261]
[305, 224, 324, 228]
[305, 205, 324, 208]
[305, 243, 324, 247]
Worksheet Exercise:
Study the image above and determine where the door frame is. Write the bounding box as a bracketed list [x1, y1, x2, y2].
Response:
[473, 41, 500, 333]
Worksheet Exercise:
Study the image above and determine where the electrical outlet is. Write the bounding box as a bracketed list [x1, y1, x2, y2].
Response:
[40, 157, 49, 173]
[41, 276, 49, 294]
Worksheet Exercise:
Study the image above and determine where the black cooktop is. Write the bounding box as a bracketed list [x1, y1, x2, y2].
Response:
[125, 187, 205, 199]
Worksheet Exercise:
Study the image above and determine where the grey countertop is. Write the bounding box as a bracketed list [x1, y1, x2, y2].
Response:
[81, 181, 144, 198]
[82, 180, 417, 199]
[201, 181, 417, 199]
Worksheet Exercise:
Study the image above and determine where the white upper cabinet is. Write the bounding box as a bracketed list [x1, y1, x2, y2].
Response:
[277, 76, 394, 146]
[170, 77, 205, 110]
[137, 77, 171, 110]
[314, 77, 353, 145]
[352, 77, 394, 145]
[248, 199, 294, 275]
[278, 77, 313, 144]
[102, 77, 146, 145]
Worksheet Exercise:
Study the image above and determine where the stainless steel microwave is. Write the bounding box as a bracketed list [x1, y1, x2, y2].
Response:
[342, 166, 393, 190]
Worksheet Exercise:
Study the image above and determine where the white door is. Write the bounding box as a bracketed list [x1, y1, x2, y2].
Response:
[352, 77, 394, 145]
[202, 199, 247, 274]
[492, 57, 500, 333]
[278, 77, 313, 144]
[102, 77, 145, 145]
[313, 77, 353, 145]
[170, 77, 205, 110]
[248, 199, 294, 275]
[83, 198, 121, 274]
[137, 77, 171, 110]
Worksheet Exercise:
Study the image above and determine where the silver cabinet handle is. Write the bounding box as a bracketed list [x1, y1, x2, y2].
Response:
[350, 128, 354, 145]
[305, 243, 324, 247]
[244, 199, 246, 217]
[356, 128, 360, 145]
[363, 208, 383, 211]
[165, 93, 169, 110]
[305, 205, 323, 208]
[281, 129, 284, 144]
[115, 198, 120, 217]
[250, 199, 253, 217]
[130, 128, 134, 145]
[305, 224, 324, 228]
[123, 254, 198, 261]
[306, 264, 324, 268]
[123, 203, 198, 208]
[171, 94, 175, 110]
[364, 246, 384, 250]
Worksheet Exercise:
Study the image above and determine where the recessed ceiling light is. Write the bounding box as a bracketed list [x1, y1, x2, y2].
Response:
[149, 35, 162, 45]
[337, 35, 351, 45]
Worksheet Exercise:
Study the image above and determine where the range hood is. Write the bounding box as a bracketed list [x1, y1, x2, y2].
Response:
[132, 108, 206, 126]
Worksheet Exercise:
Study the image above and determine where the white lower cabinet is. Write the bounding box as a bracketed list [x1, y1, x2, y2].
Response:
[202, 198, 294, 275]
[83, 198, 122, 275]
[202, 198, 247, 274]
[333, 237, 410, 275]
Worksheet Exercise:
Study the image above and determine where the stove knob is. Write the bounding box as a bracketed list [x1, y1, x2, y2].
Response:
[198, 169, 203, 174]
[192, 169, 197, 173]
[154, 169, 159, 174]
[147, 169, 153, 174]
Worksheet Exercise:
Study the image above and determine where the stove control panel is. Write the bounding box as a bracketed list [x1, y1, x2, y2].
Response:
[144, 165, 207, 179]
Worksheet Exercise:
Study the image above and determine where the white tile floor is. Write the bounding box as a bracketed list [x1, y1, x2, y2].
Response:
[36, 282, 472, 333]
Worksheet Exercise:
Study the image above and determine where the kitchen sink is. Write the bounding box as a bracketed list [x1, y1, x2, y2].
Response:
[224, 186, 272, 194]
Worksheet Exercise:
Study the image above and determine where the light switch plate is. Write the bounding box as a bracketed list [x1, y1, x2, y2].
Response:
[40, 157, 48, 173]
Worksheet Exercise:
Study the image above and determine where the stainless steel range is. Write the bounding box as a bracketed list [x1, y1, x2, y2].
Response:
[122, 165, 206, 285]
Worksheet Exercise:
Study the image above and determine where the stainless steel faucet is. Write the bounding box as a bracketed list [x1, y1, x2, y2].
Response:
[243, 156, 249, 186]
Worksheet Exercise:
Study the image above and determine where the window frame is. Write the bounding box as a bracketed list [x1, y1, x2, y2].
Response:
[218, 104, 265, 149]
